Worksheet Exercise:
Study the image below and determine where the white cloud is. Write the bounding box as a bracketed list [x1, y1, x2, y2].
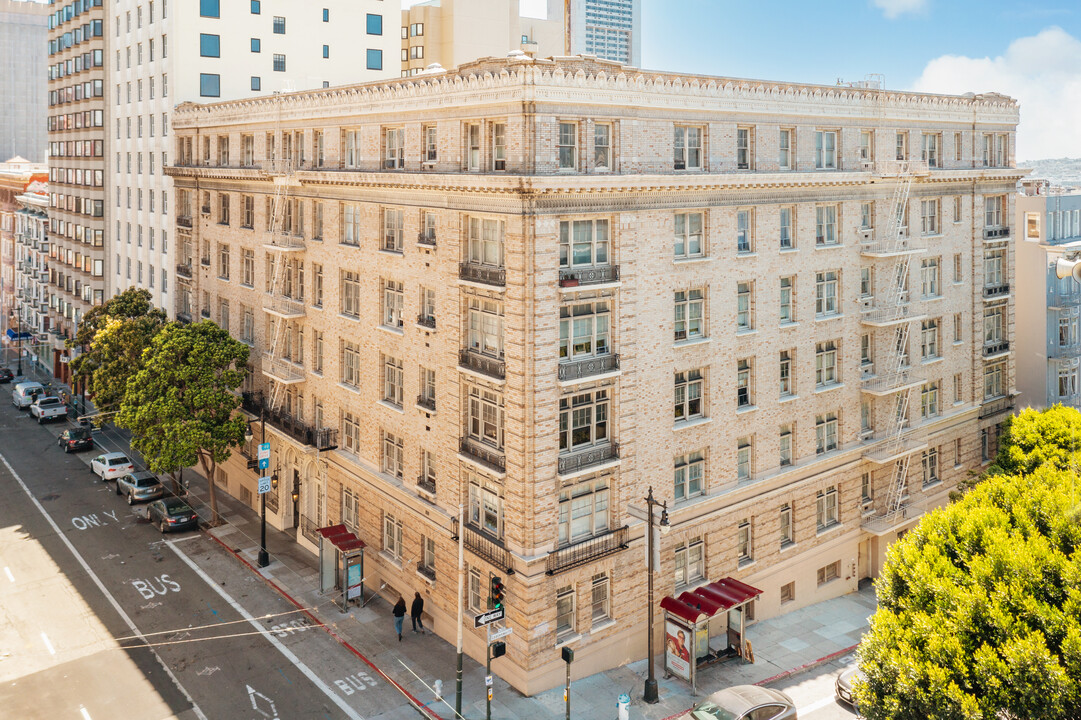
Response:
[912, 27, 1081, 161]
[872, 0, 926, 19]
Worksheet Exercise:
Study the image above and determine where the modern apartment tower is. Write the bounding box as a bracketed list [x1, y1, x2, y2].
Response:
[1015, 178, 1081, 410]
[109, 0, 400, 317]
[0, 0, 49, 164]
[45, 0, 107, 375]
[167, 56, 1021, 694]
[568, 0, 640, 66]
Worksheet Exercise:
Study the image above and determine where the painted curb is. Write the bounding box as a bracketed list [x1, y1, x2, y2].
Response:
[206, 531, 444, 720]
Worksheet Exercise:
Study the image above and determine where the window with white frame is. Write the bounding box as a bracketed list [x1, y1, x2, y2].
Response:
[591, 574, 609, 623]
[815, 412, 839, 454]
[383, 354, 403, 407]
[420, 535, 436, 577]
[594, 124, 611, 170]
[921, 381, 939, 418]
[468, 477, 503, 537]
[779, 207, 794, 249]
[491, 123, 506, 171]
[737, 359, 753, 408]
[343, 129, 361, 168]
[555, 586, 575, 637]
[559, 388, 609, 452]
[921, 319, 940, 359]
[560, 219, 609, 268]
[424, 125, 437, 162]
[558, 476, 609, 545]
[953, 372, 963, 404]
[818, 560, 841, 586]
[779, 503, 793, 546]
[342, 488, 359, 532]
[674, 450, 704, 501]
[737, 520, 753, 565]
[736, 436, 753, 481]
[779, 277, 794, 323]
[983, 305, 1005, 345]
[814, 130, 837, 169]
[816, 486, 839, 530]
[895, 132, 908, 161]
[242, 248, 254, 286]
[922, 133, 940, 168]
[383, 128, 404, 169]
[921, 199, 939, 235]
[674, 539, 704, 587]
[383, 512, 403, 560]
[954, 312, 963, 343]
[736, 209, 754, 253]
[313, 331, 324, 373]
[468, 567, 484, 613]
[674, 212, 703, 258]
[984, 195, 1005, 228]
[560, 300, 610, 359]
[984, 362, 1004, 400]
[466, 124, 481, 171]
[382, 430, 404, 479]
[860, 267, 873, 299]
[815, 341, 838, 387]
[383, 208, 404, 252]
[815, 270, 839, 316]
[341, 410, 360, 453]
[467, 297, 504, 358]
[340, 270, 360, 317]
[674, 369, 704, 422]
[1058, 366, 1077, 399]
[779, 350, 794, 398]
[815, 205, 839, 246]
[467, 386, 505, 449]
[340, 340, 360, 388]
[736, 127, 754, 170]
[779, 424, 793, 466]
[467, 217, 504, 267]
[859, 130, 873, 162]
[984, 248, 1005, 288]
[921, 447, 939, 486]
[778, 128, 792, 170]
[736, 282, 754, 331]
[674, 126, 702, 170]
[675, 289, 705, 341]
[558, 122, 577, 170]
[383, 279, 404, 328]
[341, 203, 360, 246]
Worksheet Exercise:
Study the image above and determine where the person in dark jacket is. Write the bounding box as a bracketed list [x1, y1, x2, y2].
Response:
[410, 591, 425, 634]
[393, 596, 407, 641]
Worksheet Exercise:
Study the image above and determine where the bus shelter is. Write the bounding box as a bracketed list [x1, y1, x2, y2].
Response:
[315, 524, 366, 611]
[659, 577, 762, 693]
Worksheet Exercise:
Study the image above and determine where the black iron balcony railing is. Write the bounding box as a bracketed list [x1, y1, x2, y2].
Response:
[459, 261, 505, 287]
[418, 230, 436, 247]
[176, 263, 193, 279]
[241, 391, 339, 451]
[983, 226, 1010, 241]
[417, 394, 436, 412]
[459, 437, 506, 474]
[558, 441, 619, 476]
[177, 215, 192, 228]
[463, 524, 514, 574]
[417, 314, 436, 329]
[177, 311, 192, 324]
[979, 395, 1014, 419]
[546, 526, 629, 575]
[200, 308, 211, 318]
[983, 340, 1010, 357]
[559, 265, 620, 287]
[558, 353, 619, 382]
[459, 348, 505, 380]
[300, 515, 319, 545]
[416, 562, 436, 581]
[417, 474, 436, 495]
[983, 283, 1010, 299]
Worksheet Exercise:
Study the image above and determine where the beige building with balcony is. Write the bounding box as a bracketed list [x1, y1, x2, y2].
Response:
[166, 56, 1022, 694]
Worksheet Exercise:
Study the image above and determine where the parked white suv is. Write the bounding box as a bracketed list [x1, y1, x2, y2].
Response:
[90, 452, 134, 481]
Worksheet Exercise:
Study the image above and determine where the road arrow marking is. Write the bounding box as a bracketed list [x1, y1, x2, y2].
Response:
[196, 666, 220, 677]
[247, 685, 278, 719]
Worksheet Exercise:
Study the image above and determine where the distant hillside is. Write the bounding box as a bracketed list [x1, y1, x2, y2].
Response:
[1019, 158, 1081, 189]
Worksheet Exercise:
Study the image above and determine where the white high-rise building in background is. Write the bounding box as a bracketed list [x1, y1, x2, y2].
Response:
[568, 0, 640, 66]
[108, 0, 400, 315]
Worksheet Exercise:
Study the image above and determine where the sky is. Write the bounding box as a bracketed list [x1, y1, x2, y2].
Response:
[402, 0, 1081, 160]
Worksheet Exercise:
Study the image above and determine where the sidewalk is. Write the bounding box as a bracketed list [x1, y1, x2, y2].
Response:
[181, 470, 878, 720]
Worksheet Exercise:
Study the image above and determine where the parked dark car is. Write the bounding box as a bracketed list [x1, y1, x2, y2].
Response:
[0, 367, 13, 383]
[146, 497, 199, 533]
[58, 426, 94, 452]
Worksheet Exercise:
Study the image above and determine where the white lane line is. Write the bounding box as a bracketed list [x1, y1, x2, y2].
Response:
[41, 632, 55, 655]
[0, 453, 208, 720]
[79, 706, 92, 720]
[166, 540, 365, 720]
[4, 566, 13, 582]
[798, 695, 840, 715]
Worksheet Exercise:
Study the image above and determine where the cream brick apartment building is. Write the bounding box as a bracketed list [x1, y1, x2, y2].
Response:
[166, 56, 1022, 694]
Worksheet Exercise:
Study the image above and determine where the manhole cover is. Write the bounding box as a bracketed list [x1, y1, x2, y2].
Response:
[40, 493, 60, 502]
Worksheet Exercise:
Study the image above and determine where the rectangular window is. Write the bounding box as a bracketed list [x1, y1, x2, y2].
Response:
[251, 77, 260, 91]
[558, 122, 577, 170]
[556, 586, 575, 637]
[559, 301, 610, 360]
[816, 486, 839, 531]
[859, 130, 873, 162]
[492, 123, 506, 171]
[736, 282, 753, 331]
[558, 219, 607, 268]
[736, 127, 754, 170]
[200, 0, 219, 18]
[557, 477, 610, 544]
[922, 133, 940, 168]
[366, 13, 382, 35]
[779, 425, 793, 467]
[737, 520, 753, 565]
[384, 127, 404, 169]
[558, 389, 610, 452]
[673, 451, 704, 501]
[921, 199, 940, 235]
[468, 387, 505, 449]
[340, 340, 360, 388]
[469, 217, 506, 267]
[674, 369, 704, 422]
[382, 208, 404, 251]
[199, 73, 220, 98]
[467, 297, 504, 359]
[922, 447, 940, 486]
[817, 560, 841, 586]
[921, 319, 940, 359]
[674, 212, 703, 258]
[272, 15, 285, 33]
[674, 289, 704, 341]
[273, 54, 285, 72]
[674, 540, 704, 588]
[736, 437, 753, 481]
[815, 271, 839, 316]
[921, 381, 939, 418]
[381, 432, 403, 479]
[896, 132, 908, 161]
[383, 355, 403, 407]
[779, 350, 794, 398]
[736, 359, 753, 408]
[779, 276, 794, 323]
[674, 126, 702, 170]
[815, 412, 839, 454]
[424, 126, 437, 162]
[594, 124, 611, 170]
[736, 209, 754, 253]
[921, 258, 940, 297]
[199, 33, 220, 57]
[814, 130, 837, 169]
[815, 341, 838, 387]
[778, 128, 793, 170]
[781, 582, 795, 603]
[815, 205, 838, 246]
[340, 270, 360, 317]
[779, 207, 793, 249]
[383, 279, 404, 328]
[591, 574, 609, 623]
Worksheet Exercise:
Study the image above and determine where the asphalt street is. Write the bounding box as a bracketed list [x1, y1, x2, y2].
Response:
[770, 655, 861, 720]
[0, 389, 423, 720]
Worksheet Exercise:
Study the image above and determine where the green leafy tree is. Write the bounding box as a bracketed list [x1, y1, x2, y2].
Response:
[991, 404, 1081, 476]
[856, 463, 1081, 719]
[117, 321, 249, 524]
[68, 287, 167, 416]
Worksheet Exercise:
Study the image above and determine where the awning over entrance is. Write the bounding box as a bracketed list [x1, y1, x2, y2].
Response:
[6, 329, 33, 341]
[660, 577, 763, 624]
[316, 523, 366, 553]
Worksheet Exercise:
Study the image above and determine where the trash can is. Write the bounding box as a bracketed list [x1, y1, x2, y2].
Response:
[617, 693, 630, 720]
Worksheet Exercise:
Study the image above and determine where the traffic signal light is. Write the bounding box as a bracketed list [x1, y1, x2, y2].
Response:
[489, 575, 505, 610]
[491, 641, 506, 659]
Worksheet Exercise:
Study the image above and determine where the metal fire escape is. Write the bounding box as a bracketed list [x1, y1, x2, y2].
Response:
[860, 155, 930, 532]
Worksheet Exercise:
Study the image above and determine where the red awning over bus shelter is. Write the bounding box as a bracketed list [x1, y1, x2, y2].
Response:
[660, 577, 762, 624]
[316, 523, 366, 553]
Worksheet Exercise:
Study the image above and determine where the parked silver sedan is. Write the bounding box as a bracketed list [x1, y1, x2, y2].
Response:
[115, 471, 164, 505]
[835, 665, 866, 708]
[685, 685, 797, 720]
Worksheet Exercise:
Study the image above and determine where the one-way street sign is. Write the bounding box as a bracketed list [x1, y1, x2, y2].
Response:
[473, 607, 505, 628]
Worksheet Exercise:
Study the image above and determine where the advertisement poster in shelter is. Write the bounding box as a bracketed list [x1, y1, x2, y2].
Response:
[665, 620, 692, 681]
[346, 558, 363, 599]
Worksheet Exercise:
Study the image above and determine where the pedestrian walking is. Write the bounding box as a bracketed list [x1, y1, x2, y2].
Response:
[410, 591, 425, 634]
[392, 596, 407, 641]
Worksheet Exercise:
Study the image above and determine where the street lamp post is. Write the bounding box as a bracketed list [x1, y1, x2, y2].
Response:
[257, 406, 270, 568]
[15, 315, 23, 377]
[643, 486, 669, 704]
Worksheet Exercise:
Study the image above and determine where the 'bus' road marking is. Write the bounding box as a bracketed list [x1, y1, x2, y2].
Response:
[4, 566, 13, 583]
[166, 540, 365, 720]
[0, 452, 207, 720]
[41, 632, 55, 655]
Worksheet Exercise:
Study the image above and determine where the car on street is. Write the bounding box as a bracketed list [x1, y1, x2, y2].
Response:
[682, 685, 797, 720]
[835, 665, 866, 708]
[29, 396, 67, 424]
[90, 452, 134, 481]
[58, 425, 94, 452]
[115, 470, 164, 505]
[11, 381, 45, 409]
[0, 367, 13, 383]
[146, 497, 199, 533]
